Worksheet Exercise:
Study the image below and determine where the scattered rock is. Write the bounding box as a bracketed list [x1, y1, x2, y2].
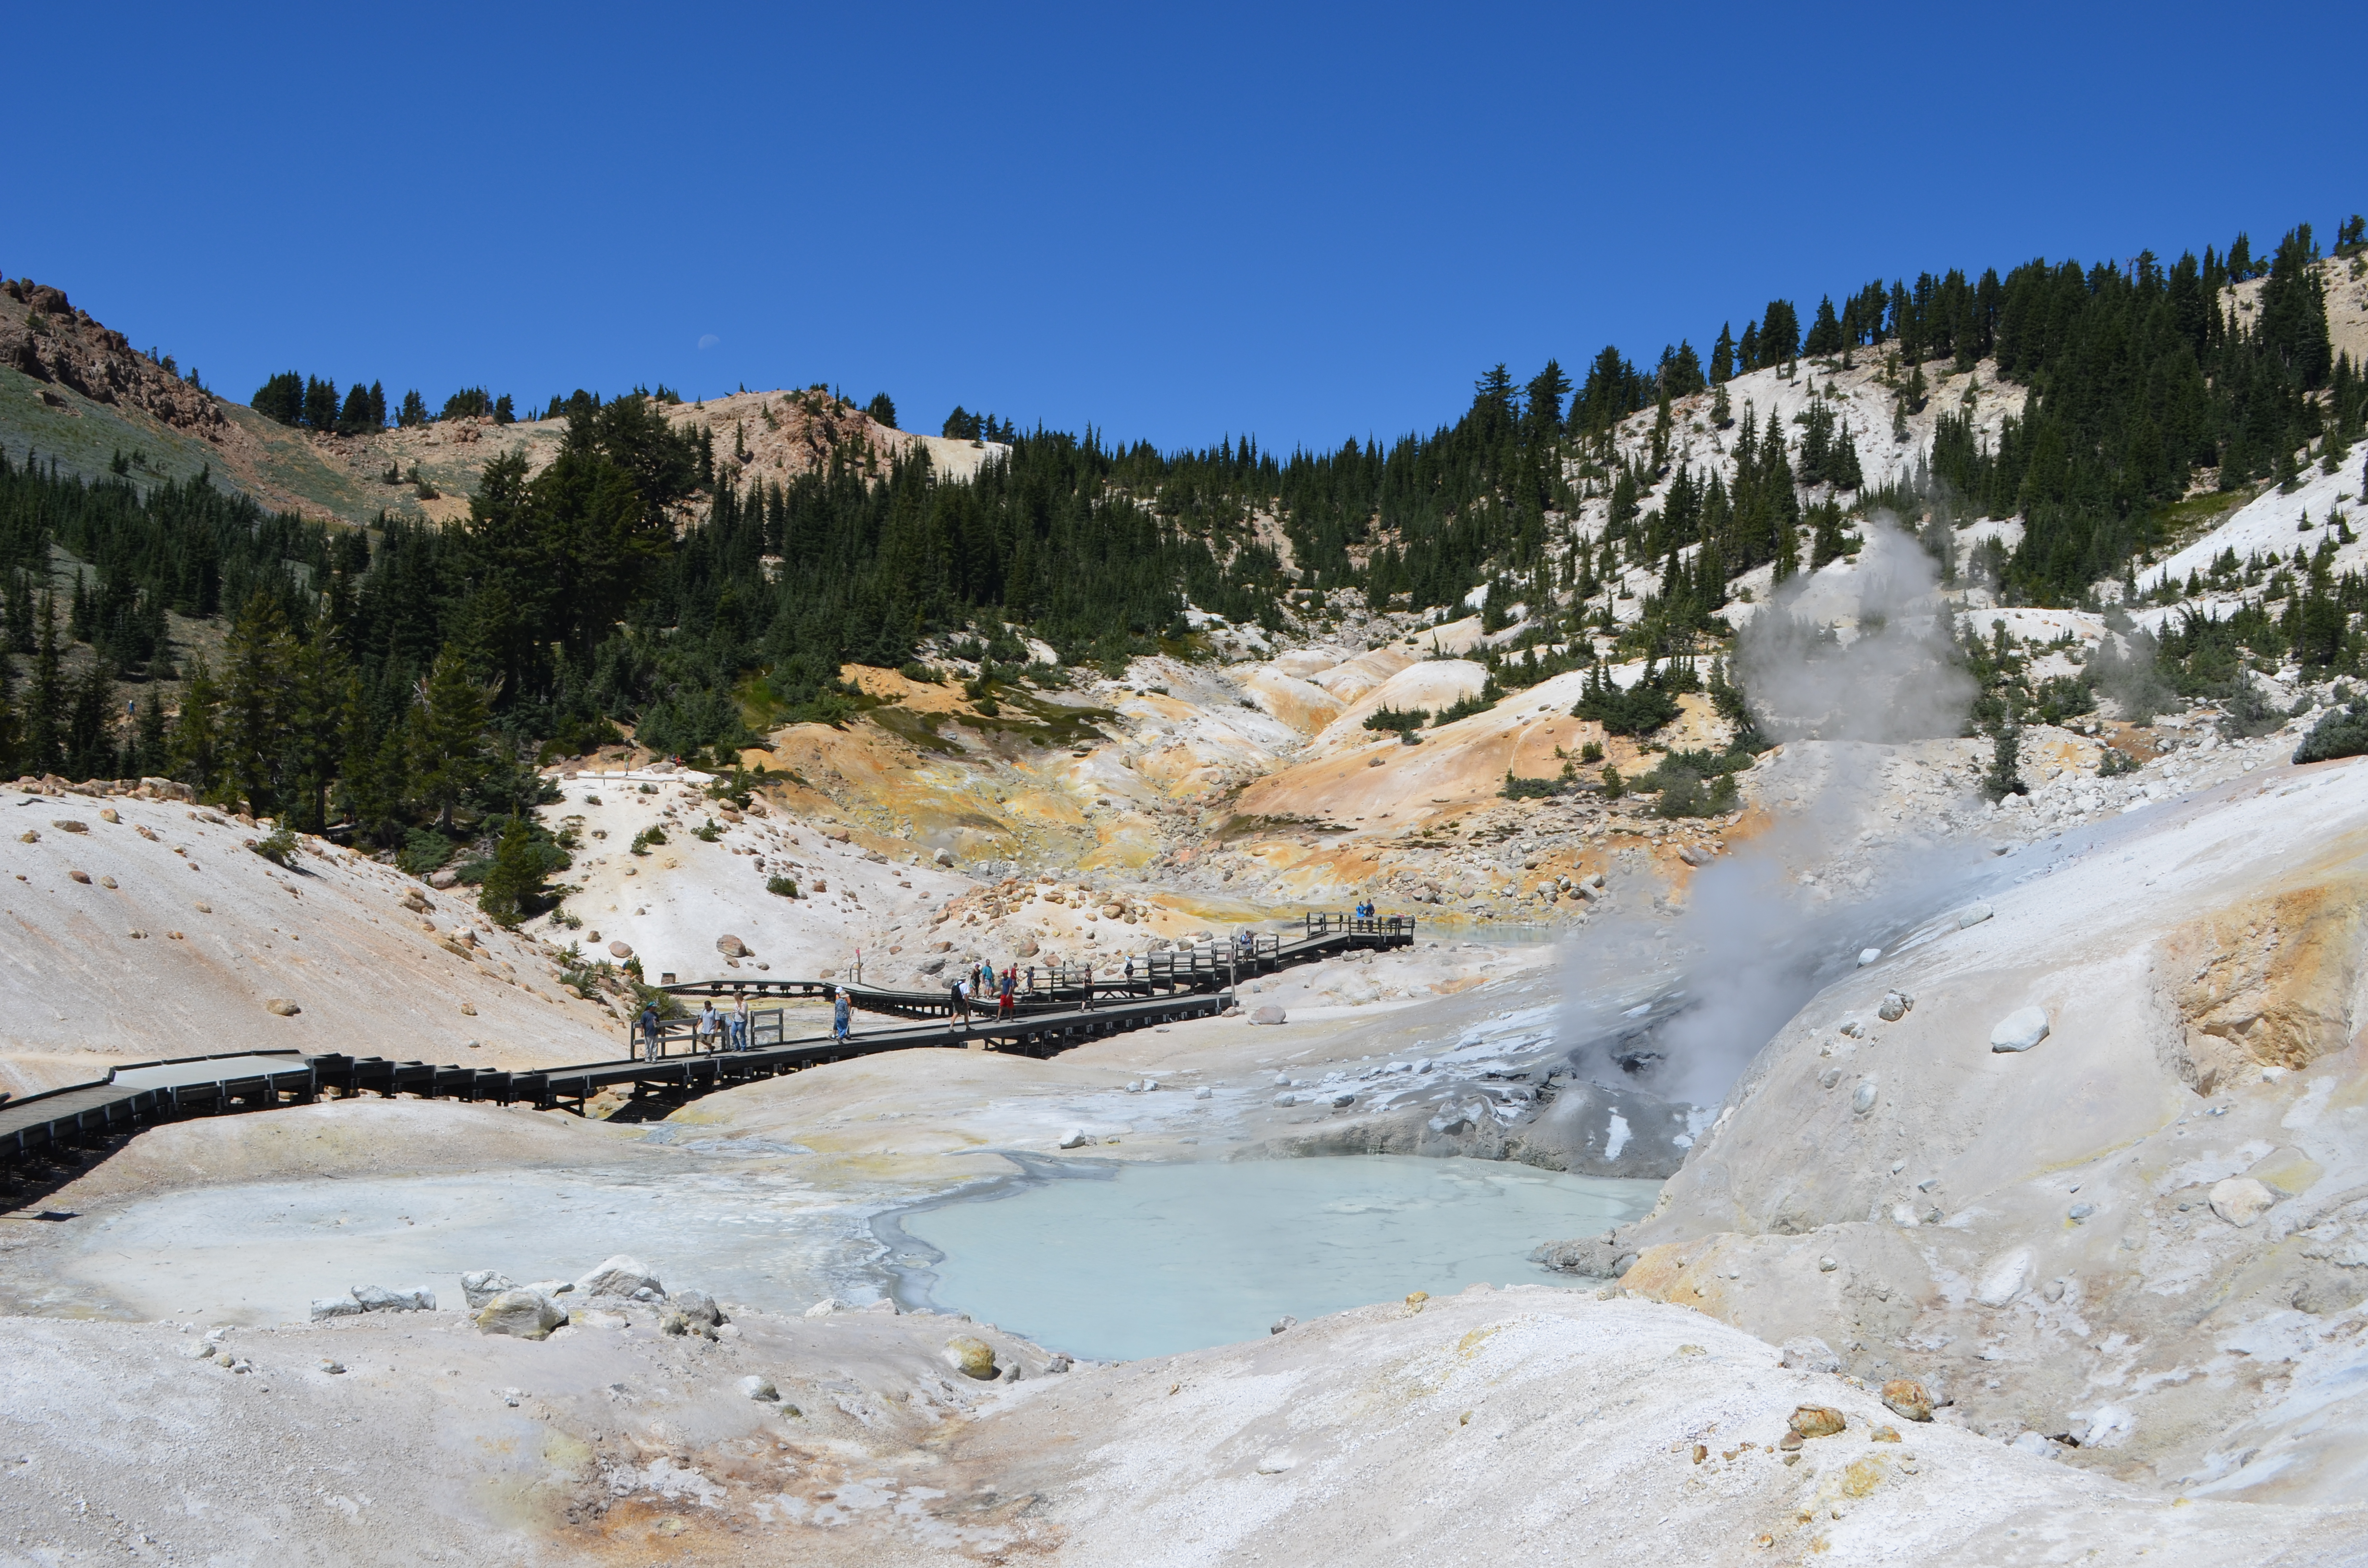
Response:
[1046, 1353, 1072, 1373]
[308, 1297, 366, 1321]
[265, 998, 301, 1017]
[1880, 1379, 1935, 1422]
[1058, 1129, 1093, 1149]
[429, 869, 459, 888]
[99, 875, 116, 889]
[1871, 1424, 1901, 1442]
[2209, 1176, 2278, 1227]
[1249, 1004, 1286, 1026]
[1856, 947, 1881, 966]
[1850, 1078, 1878, 1114]
[740, 1375, 779, 1402]
[1974, 1248, 2031, 1307]
[194, 901, 210, 914]
[475, 1289, 568, 1340]
[51, 819, 87, 834]
[15, 831, 32, 843]
[1958, 903, 1994, 928]
[1015, 938, 1039, 957]
[804, 1298, 839, 1318]
[1780, 1337, 1841, 1373]
[945, 1335, 999, 1380]
[1194, 1085, 1213, 1100]
[1788, 1405, 1847, 1440]
[458, 1003, 476, 1017]
[2068, 1202, 2095, 1222]
[1989, 1006, 2050, 1053]
[1817, 1256, 1838, 1273]
[608, 940, 633, 959]
[1404, 1291, 1429, 1313]
[715, 934, 750, 958]
[1876, 990, 1913, 1022]
[575, 1255, 664, 1300]
[68, 869, 90, 884]
[1270, 1315, 1297, 1335]
[1528, 1234, 1629, 1277]
[933, 848, 954, 866]
[460, 1271, 518, 1310]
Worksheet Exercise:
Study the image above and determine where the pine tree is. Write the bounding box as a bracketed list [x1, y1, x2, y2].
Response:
[1710, 324, 1735, 385]
[409, 647, 493, 830]
[220, 591, 299, 814]
[169, 656, 222, 798]
[477, 818, 547, 927]
[25, 593, 64, 773]
[1804, 295, 1844, 357]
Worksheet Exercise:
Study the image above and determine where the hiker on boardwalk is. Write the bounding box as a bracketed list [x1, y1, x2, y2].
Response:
[950, 976, 971, 1029]
[998, 966, 1017, 1019]
[833, 987, 852, 1041]
[731, 994, 752, 1052]
[697, 1000, 722, 1053]
[638, 1002, 660, 1061]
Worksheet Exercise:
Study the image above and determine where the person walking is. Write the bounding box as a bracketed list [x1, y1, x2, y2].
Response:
[638, 1001, 660, 1062]
[949, 976, 970, 1030]
[998, 966, 1017, 1020]
[697, 999, 722, 1054]
[832, 987, 852, 1042]
[731, 994, 752, 1052]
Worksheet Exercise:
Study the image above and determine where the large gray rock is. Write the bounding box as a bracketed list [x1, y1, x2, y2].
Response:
[1529, 1231, 1634, 1278]
[460, 1270, 518, 1310]
[474, 1289, 568, 1340]
[1989, 1006, 2050, 1053]
[668, 1289, 723, 1326]
[1780, 1336, 1841, 1373]
[1249, 1004, 1287, 1025]
[308, 1297, 366, 1321]
[2210, 1176, 2277, 1227]
[350, 1284, 435, 1312]
[574, 1254, 664, 1300]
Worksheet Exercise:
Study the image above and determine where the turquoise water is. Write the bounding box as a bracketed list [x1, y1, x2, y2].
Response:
[894, 1156, 1659, 1362]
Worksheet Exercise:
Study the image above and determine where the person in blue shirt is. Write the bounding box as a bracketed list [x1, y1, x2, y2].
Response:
[832, 988, 851, 1041]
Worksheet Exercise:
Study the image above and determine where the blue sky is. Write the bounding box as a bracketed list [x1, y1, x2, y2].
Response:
[13, 2, 2363, 454]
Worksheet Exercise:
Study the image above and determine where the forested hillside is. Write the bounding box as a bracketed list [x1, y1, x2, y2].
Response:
[0, 215, 2360, 896]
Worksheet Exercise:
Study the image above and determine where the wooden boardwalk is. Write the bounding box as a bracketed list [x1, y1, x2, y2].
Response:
[0, 912, 1414, 1188]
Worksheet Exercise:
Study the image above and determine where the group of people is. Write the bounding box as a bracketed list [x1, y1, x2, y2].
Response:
[948, 960, 1022, 1028]
[633, 996, 761, 1059]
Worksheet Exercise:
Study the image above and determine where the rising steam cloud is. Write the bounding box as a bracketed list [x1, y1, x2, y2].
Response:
[1560, 519, 1983, 1111]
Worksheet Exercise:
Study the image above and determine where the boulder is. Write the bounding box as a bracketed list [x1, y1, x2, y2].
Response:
[308, 1297, 366, 1321]
[933, 848, 954, 867]
[1058, 1129, 1094, 1149]
[739, 1375, 779, 1402]
[349, 1285, 435, 1312]
[1876, 990, 1913, 1022]
[1249, 1004, 1286, 1026]
[1779, 1336, 1841, 1373]
[474, 1288, 568, 1340]
[430, 869, 460, 889]
[1974, 1248, 2031, 1307]
[1989, 1006, 2050, 1053]
[1787, 1405, 1847, 1440]
[266, 998, 301, 1017]
[608, 940, 634, 959]
[1957, 903, 1994, 928]
[2209, 1176, 2277, 1227]
[575, 1254, 664, 1300]
[1851, 1078, 1878, 1114]
[1270, 1316, 1297, 1335]
[667, 1289, 723, 1325]
[1856, 947, 1881, 966]
[803, 1298, 840, 1319]
[715, 934, 750, 959]
[1881, 1378, 1935, 1422]
[945, 1335, 999, 1380]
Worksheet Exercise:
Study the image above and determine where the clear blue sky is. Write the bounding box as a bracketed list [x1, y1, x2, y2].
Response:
[13, 2, 2362, 455]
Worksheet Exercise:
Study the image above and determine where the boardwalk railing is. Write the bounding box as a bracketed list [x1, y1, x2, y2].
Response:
[1, 912, 1416, 1191]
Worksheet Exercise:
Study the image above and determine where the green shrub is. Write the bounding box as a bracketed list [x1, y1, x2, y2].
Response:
[766, 874, 800, 898]
[631, 826, 666, 856]
[691, 818, 722, 842]
[249, 828, 299, 866]
[396, 828, 454, 875]
[1579, 741, 1604, 764]
[2294, 702, 2368, 763]
[2097, 746, 2141, 776]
